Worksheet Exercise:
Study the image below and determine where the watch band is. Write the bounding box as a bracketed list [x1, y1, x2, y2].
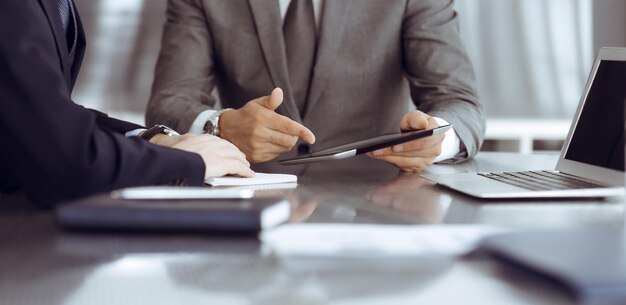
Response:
[203, 109, 232, 136]
[140, 125, 180, 142]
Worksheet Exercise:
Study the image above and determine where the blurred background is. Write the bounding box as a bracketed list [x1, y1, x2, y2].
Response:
[73, 0, 626, 153]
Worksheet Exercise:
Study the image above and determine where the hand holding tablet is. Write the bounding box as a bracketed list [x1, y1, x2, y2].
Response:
[278, 125, 452, 165]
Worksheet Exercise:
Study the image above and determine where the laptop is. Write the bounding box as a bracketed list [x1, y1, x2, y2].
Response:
[422, 47, 626, 199]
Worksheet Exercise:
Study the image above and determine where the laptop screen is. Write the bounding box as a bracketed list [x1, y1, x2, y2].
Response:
[564, 60, 626, 172]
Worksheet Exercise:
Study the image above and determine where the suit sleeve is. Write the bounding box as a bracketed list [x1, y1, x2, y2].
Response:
[146, 0, 218, 133]
[0, 1, 205, 207]
[91, 109, 145, 134]
[403, 0, 485, 160]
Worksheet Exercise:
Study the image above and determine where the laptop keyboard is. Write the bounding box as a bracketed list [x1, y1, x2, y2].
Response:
[478, 171, 606, 191]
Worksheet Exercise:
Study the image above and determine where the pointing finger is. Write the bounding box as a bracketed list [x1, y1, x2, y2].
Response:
[267, 129, 299, 148]
[270, 115, 316, 144]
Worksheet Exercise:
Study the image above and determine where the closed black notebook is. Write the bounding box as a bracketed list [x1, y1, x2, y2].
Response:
[56, 193, 290, 233]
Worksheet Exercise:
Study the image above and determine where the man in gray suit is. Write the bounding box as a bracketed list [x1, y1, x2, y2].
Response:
[147, 0, 484, 173]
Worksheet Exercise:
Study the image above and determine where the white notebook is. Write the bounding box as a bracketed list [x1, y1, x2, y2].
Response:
[205, 173, 297, 187]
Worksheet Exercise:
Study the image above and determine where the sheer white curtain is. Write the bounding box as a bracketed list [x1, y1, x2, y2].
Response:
[455, 0, 593, 118]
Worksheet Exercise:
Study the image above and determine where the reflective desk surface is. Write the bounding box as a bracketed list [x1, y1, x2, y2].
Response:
[1, 153, 624, 305]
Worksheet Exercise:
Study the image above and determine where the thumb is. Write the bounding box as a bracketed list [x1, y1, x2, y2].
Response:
[254, 88, 284, 111]
[400, 111, 430, 131]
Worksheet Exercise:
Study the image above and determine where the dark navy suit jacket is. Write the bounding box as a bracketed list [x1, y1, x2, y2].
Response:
[0, 0, 205, 206]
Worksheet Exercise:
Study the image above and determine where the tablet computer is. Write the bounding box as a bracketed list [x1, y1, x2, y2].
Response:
[278, 124, 452, 165]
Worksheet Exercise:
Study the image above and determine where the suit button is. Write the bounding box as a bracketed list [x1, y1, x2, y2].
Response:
[298, 144, 310, 155]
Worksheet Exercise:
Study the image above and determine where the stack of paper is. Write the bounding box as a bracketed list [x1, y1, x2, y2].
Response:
[261, 224, 511, 258]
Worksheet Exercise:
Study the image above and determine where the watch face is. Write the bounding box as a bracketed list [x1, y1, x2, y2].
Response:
[203, 120, 216, 135]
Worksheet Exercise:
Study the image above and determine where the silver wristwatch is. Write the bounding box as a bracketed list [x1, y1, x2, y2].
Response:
[203, 109, 232, 137]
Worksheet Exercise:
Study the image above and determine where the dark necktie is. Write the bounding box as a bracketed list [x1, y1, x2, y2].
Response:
[283, 0, 317, 115]
[57, 0, 78, 66]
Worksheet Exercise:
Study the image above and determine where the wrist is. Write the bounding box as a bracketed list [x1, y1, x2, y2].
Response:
[217, 109, 234, 138]
[148, 133, 168, 144]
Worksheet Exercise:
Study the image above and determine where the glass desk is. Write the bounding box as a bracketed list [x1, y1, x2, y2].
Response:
[0, 153, 623, 305]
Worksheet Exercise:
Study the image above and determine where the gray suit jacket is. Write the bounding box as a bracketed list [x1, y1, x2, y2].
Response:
[147, 0, 485, 173]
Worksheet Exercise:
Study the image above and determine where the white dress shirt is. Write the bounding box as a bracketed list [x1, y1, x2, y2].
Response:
[187, 0, 461, 163]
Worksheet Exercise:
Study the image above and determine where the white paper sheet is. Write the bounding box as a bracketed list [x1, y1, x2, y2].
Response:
[261, 224, 512, 258]
[205, 173, 297, 187]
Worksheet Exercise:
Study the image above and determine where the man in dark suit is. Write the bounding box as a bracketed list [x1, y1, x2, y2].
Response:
[0, 0, 253, 207]
[147, 0, 485, 174]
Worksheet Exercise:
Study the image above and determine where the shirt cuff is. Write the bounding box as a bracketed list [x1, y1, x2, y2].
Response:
[125, 128, 147, 137]
[189, 110, 218, 134]
[432, 117, 461, 163]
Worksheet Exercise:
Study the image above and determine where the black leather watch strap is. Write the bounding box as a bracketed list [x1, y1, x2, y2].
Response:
[140, 125, 179, 142]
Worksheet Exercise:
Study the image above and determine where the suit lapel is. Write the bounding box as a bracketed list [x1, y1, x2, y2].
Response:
[71, 2, 87, 88]
[37, 0, 73, 85]
[303, 0, 352, 118]
[247, 0, 301, 122]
